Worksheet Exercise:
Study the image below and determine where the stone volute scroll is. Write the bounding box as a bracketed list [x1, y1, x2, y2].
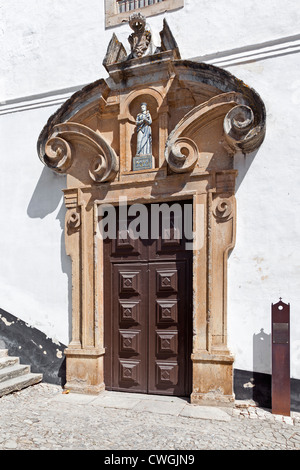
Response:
[66, 208, 81, 234]
[39, 122, 119, 184]
[223, 104, 262, 154]
[213, 198, 233, 221]
[165, 90, 266, 174]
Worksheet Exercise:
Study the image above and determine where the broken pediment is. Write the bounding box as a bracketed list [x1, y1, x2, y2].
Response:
[103, 15, 180, 68]
[37, 14, 266, 188]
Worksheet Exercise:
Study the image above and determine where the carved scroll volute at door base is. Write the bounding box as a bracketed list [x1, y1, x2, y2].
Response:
[67, 209, 81, 234]
[213, 198, 233, 221]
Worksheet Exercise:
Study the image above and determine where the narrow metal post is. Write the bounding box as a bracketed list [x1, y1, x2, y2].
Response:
[271, 298, 290, 416]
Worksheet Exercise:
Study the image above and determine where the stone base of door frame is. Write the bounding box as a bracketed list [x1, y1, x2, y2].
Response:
[64, 348, 105, 395]
[64, 347, 235, 405]
[190, 350, 235, 407]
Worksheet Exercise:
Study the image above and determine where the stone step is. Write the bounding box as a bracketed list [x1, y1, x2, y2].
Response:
[0, 373, 43, 398]
[0, 349, 8, 358]
[0, 356, 19, 370]
[0, 350, 43, 397]
[0, 363, 31, 383]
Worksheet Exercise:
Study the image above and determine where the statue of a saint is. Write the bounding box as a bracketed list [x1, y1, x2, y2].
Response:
[136, 103, 152, 156]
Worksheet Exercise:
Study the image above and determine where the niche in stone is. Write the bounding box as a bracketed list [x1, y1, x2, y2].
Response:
[129, 96, 158, 170]
[133, 102, 153, 171]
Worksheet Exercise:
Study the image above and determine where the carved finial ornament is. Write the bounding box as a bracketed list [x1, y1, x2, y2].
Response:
[128, 13, 153, 59]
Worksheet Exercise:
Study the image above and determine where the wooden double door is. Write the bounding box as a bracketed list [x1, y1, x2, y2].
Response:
[103, 201, 192, 396]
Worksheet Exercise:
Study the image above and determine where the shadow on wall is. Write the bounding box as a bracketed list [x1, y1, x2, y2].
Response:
[253, 328, 272, 376]
[26, 166, 72, 358]
[252, 328, 272, 407]
[0, 166, 77, 385]
[234, 149, 258, 193]
[0, 308, 66, 386]
[234, 327, 300, 411]
[56, 202, 73, 343]
[234, 328, 272, 408]
[27, 166, 65, 219]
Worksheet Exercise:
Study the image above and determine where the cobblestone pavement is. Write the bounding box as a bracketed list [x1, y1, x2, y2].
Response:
[0, 383, 299, 451]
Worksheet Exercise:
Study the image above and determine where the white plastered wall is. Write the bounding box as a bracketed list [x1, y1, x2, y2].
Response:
[227, 53, 300, 379]
[0, 105, 70, 344]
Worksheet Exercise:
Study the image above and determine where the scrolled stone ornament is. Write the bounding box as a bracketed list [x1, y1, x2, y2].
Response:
[67, 209, 81, 230]
[42, 123, 118, 183]
[44, 136, 72, 172]
[224, 104, 262, 154]
[89, 155, 108, 183]
[166, 137, 199, 173]
[213, 198, 233, 220]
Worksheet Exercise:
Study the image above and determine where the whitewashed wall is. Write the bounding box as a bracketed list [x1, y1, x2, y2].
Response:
[1, 0, 299, 377]
[227, 52, 300, 379]
[0, 105, 70, 344]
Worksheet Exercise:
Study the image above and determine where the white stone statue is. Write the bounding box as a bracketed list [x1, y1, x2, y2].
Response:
[136, 103, 152, 156]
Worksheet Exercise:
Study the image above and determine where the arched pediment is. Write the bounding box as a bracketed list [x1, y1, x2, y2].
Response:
[37, 17, 265, 185]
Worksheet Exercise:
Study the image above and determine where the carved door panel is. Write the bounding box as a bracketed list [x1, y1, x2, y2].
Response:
[148, 261, 191, 396]
[103, 212, 149, 392]
[112, 263, 148, 393]
[104, 201, 192, 396]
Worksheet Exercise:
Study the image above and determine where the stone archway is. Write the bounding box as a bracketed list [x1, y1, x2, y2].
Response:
[37, 15, 265, 405]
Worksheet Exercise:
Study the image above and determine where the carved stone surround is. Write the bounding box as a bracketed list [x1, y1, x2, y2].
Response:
[37, 18, 266, 404]
[105, 0, 184, 28]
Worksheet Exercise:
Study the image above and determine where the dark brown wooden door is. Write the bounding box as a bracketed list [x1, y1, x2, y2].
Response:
[103, 201, 192, 396]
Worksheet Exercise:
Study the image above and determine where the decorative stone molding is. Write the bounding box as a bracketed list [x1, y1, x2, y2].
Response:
[37, 79, 111, 166]
[37, 17, 266, 403]
[224, 104, 260, 154]
[102, 18, 180, 86]
[103, 34, 127, 68]
[165, 91, 265, 173]
[213, 198, 233, 221]
[67, 209, 81, 232]
[165, 136, 199, 173]
[44, 136, 72, 173]
[43, 122, 119, 183]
